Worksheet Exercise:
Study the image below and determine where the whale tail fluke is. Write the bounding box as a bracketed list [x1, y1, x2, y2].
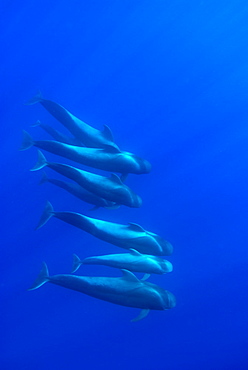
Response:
[31, 150, 48, 171]
[20, 130, 34, 151]
[25, 91, 43, 105]
[28, 262, 49, 290]
[39, 171, 48, 185]
[31, 120, 41, 127]
[71, 254, 82, 273]
[36, 201, 54, 230]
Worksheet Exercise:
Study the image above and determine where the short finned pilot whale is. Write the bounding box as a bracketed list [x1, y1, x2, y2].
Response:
[31, 151, 142, 208]
[72, 250, 173, 279]
[26, 93, 118, 149]
[37, 202, 173, 256]
[20, 130, 151, 175]
[39, 172, 119, 210]
[29, 262, 176, 321]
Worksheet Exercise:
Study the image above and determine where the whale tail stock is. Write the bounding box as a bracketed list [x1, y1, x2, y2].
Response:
[28, 262, 49, 290]
[31, 150, 48, 171]
[71, 254, 82, 273]
[19, 130, 34, 151]
[36, 201, 54, 230]
[25, 91, 43, 105]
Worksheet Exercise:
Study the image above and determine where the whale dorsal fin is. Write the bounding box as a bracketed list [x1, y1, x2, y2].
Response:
[110, 173, 123, 184]
[102, 124, 114, 142]
[128, 223, 145, 232]
[103, 145, 121, 154]
[129, 248, 142, 256]
[121, 269, 140, 282]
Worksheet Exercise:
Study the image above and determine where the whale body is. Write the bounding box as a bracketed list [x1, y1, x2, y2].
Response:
[32, 120, 82, 146]
[20, 130, 151, 175]
[37, 202, 173, 256]
[29, 262, 176, 321]
[39, 172, 118, 210]
[72, 250, 173, 276]
[27, 94, 118, 149]
[31, 151, 142, 208]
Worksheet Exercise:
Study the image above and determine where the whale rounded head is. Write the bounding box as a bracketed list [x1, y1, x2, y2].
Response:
[162, 240, 173, 255]
[132, 156, 152, 174]
[124, 193, 142, 208]
[155, 235, 173, 256]
[115, 187, 142, 208]
[163, 291, 176, 309]
[126, 193, 142, 208]
[140, 158, 152, 174]
[160, 259, 173, 273]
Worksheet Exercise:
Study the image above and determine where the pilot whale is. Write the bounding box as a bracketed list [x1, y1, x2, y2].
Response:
[39, 172, 119, 210]
[29, 262, 176, 321]
[32, 120, 82, 146]
[72, 250, 173, 278]
[26, 93, 118, 149]
[20, 130, 151, 175]
[37, 201, 173, 256]
[31, 151, 142, 208]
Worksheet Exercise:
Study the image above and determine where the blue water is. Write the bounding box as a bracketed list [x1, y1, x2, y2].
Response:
[1, 1, 248, 369]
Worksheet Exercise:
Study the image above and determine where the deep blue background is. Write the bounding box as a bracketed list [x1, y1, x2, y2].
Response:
[1, 1, 248, 369]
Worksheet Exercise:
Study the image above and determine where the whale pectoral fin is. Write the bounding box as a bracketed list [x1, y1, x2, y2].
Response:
[104, 204, 121, 210]
[102, 144, 121, 153]
[89, 205, 100, 211]
[141, 273, 150, 281]
[102, 124, 114, 142]
[128, 223, 146, 232]
[129, 249, 142, 256]
[131, 309, 150, 322]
